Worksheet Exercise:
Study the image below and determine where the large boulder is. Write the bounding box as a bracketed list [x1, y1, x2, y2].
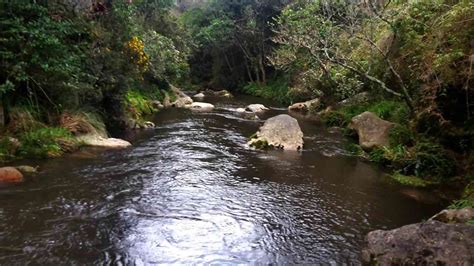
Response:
[78, 134, 132, 149]
[249, 114, 303, 151]
[288, 98, 321, 113]
[362, 220, 474, 265]
[185, 102, 215, 112]
[0, 167, 24, 183]
[246, 104, 269, 113]
[349, 111, 394, 150]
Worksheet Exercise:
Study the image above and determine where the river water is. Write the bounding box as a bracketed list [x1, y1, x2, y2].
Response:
[0, 95, 443, 264]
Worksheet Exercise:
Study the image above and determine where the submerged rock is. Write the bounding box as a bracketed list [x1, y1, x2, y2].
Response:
[185, 102, 215, 112]
[236, 108, 246, 113]
[349, 111, 394, 150]
[0, 167, 24, 183]
[246, 104, 269, 113]
[288, 98, 321, 113]
[143, 121, 155, 129]
[78, 134, 132, 149]
[362, 220, 474, 265]
[15, 165, 38, 174]
[249, 114, 303, 151]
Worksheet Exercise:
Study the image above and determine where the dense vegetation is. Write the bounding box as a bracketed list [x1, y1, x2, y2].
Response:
[0, 0, 190, 159]
[0, 0, 472, 203]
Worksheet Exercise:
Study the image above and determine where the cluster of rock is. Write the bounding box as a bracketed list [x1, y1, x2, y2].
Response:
[362, 208, 474, 264]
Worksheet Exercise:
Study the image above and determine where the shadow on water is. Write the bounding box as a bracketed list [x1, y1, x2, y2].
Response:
[0, 95, 444, 264]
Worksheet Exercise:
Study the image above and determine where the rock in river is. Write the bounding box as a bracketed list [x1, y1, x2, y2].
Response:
[362, 220, 474, 265]
[246, 104, 269, 113]
[349, 111, 394, 150]
[78, 134, 132, 149]
[249, 114, 303, 151]
[185, 102, 215, 112]
[193, 92, 205, 99]
[288, 98, 321, 113]
[0, 167, 24, 183]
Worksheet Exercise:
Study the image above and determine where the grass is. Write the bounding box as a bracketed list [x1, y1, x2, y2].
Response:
[17, 127, 78, 159]
[321, 100, 411, 128]
[241, 78, 292, 104]
[391, 172, 432, 187]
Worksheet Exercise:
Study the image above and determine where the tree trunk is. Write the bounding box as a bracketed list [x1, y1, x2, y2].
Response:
[259, 54, 266, 85]
[0, 101, 4, 128]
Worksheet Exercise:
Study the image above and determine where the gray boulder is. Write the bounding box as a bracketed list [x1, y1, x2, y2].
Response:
[349, 111, 394, 150]
[249, 114, 303, 151]
[362, 220, 474, 265]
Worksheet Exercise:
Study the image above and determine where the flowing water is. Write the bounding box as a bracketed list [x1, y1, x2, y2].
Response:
[0, 95, 443, 264]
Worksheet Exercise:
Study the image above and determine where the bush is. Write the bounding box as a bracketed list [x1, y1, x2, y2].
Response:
[18, 128, 78, 158]
[390, 124, 414, 146]
[410, 140, 458, 180]
[321, 111, 346, 127]
[391, 172, 432, 187]
[125, 90, 158, 120]
[241, 78, 291, 104]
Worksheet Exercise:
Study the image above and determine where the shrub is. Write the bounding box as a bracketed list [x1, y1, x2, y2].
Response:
[391, 172, 432, 187]
[390, 124, 414, 146]
[18, 128, 78, 158]
[59, 111, 107, 137]
[125, 90, 157, 120]
[321, 111, 347, 127]
[241, 78, 291, 104]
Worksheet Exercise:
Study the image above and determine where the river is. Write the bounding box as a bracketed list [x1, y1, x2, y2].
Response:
[0, 95, 443, 264]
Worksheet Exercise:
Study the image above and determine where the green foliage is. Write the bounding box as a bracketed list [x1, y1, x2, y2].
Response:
[126, 90, 157, 119]
[321, 111, 346, 127]
[346, 143, 365, 157]
[390, 125, 414, 146]
[449, 182, 474, 209]
[250, 139, 270, 150]
[410, 141, 458, 180]
[18, 127, 77, 159]
[242, 78, 291, 104]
